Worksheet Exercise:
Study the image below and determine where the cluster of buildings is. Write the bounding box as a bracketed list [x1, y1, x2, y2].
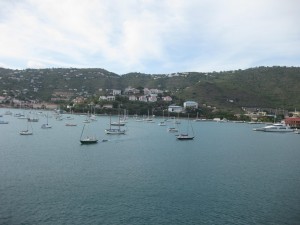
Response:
[97, 87, 199, 113]
[242, 107, 300, 128]
[98, 87, 170, 103]
[69, 87, 199, 113]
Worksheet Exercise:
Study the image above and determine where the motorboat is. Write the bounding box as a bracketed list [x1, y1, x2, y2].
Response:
[253, 123, 294, 132]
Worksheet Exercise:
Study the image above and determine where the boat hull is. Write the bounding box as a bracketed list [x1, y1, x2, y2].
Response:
[80, 140, 98, 144]
[20, 131, 33, 135]
[105, 129, 126, 135]
[176, 135, 194, 140]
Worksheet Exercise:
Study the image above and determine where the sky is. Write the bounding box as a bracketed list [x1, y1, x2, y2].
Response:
[0, 0, 299, 74]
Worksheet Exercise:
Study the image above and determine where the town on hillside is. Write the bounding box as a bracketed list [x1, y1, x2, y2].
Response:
[1, 85, 300, 129]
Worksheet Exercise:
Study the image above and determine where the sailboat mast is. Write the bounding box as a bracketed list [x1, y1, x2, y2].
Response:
[80, 124, 86, 140]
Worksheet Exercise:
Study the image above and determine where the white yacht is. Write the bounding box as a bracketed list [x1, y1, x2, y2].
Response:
[253, 123, 294, 132]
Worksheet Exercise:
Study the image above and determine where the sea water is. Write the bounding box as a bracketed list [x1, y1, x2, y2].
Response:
[0, 109, 300, 224]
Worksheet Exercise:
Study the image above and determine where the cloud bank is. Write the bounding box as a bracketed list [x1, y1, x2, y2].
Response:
[0, 0, 299, 74]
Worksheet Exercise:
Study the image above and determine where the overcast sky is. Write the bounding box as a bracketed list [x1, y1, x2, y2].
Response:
[0, 0, 299, 74]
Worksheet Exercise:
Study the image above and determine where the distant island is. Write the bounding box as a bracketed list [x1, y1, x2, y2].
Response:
[0, 66, 300, 121]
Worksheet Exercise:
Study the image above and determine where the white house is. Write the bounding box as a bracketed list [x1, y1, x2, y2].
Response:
[143, 88, 151, 95]
[99, 96, 107, 101]
[163, 96, 172, 102]
[124, 87, 140, 95]
[148, 96, 157, 102]
[106, 96, 116, 101]
[150, 89, 163, 94]
[112, 89, 121, 96]
[183, 101, 198, 109]
[139, 96, 148, 102]
[168, 105, 183, 113]
[129, 95, 137, 101]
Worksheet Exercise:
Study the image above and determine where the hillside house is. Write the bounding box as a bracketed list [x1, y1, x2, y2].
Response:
[99, 96, 115, 101]
[124, 87, 140, 95]
[162, 96, 172, 102]
[168, 105, 183, 113]
[184, 101, 198, 109]
[139, 96, 148, 102]
[112, 89, 121, 96]
[148, 96, 157, 102]
[129, 95, 137, 101]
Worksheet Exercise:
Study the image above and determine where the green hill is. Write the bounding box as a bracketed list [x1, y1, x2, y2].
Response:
[0, 66, 299, 111]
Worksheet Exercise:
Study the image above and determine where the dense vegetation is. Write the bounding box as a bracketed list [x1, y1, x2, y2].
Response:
[0, 66, 299, 114]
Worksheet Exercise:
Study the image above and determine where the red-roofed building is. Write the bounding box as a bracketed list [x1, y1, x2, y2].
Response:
[284, 117, 300, 129]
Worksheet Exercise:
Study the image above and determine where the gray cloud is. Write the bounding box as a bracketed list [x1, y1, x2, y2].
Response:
[0, 0, 299, 73]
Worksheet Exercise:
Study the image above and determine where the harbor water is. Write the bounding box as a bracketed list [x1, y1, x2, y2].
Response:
[0, 109, 300, 224]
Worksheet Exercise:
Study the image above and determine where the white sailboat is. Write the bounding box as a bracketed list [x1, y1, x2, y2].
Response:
[144, 109, 154, 123]
[158, 110, 166, 126]
[20, 120, 33, 135]
[41, 113, 52, 129]
[168, 116, 178, 132]
[105, 114, 126, 135]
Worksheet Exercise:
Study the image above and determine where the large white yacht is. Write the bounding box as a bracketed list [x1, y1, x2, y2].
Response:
[253, 123, 294, 132]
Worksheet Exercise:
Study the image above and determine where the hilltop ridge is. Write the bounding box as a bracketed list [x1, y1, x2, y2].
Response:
[0, 66, 300, 112]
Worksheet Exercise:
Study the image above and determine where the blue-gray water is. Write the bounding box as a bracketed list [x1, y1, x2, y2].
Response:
[1, 109, 300, 225]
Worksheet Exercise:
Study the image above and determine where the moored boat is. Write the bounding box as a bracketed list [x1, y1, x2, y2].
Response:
[253, 123, 294, 132]
[80, 124, 98, 144]
[80, 136, 98, 144]
[176, 133, 194, 140]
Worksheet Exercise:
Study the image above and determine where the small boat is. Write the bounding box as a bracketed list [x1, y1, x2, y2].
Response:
[105, 114, 126, 135]
[176, 114, 195, 140]
[168, 127, 178, 132]
[158, 110, 167, 126]
[158, 121, 166, 126]
[294, 129, 300, 134]
[105, 128, 126, 135]
[80, 124, 98, 144]
[253, 123, 294, 132]
[110, 121, 126, 126]
[41, 113, 52, 129]
[20, 130, 33, 135]
[168, 116, 178, 132]
[80, 136, 98, 144]
[20, 121, 33, 135]
[28, 118, 39, 122]
[0, 120, 9, 124]
[65, 123, 77, 126]
[41, 123, 52, 129]
[176, 133, 195, 140]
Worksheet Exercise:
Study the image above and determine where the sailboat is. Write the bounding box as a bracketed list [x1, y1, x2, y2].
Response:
[20, 120, 33, 135]
[80, 124, 98, 144]
[105, 114, 126, 134]
[168, 116, 178, 132]
[144, 109, 154, 123]
[175, 112, 181, 124]
[158, 110, 166, 126]
[176, 114, 195, 140]
[27, 111, 39, 122]
[41, 113, 52, 129]
[110, 113, 126, 126]
[194, 112, 205, 122]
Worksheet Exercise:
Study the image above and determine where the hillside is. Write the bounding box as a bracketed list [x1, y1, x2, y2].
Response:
[0, 66, 299, 111]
